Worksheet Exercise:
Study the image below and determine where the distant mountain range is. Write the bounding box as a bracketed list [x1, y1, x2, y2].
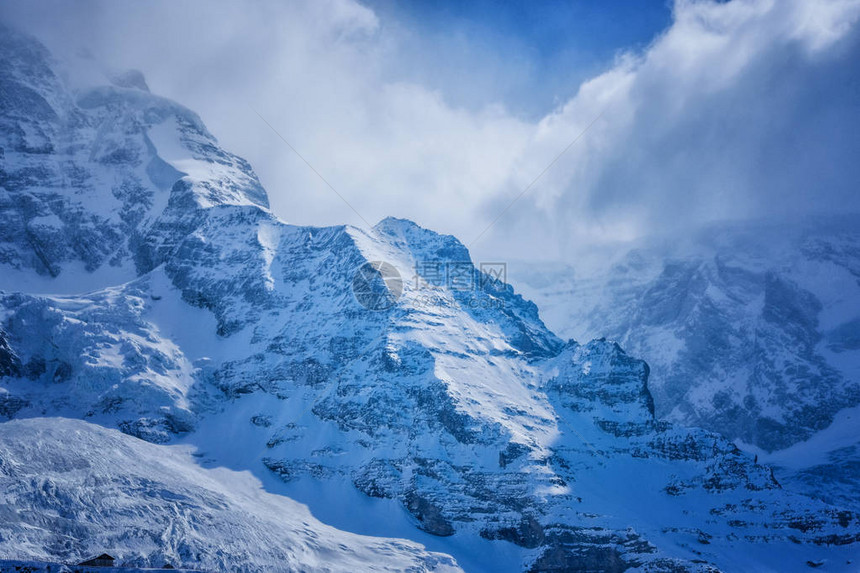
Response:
[1, 24, 858, 572]
[510, 218, 860, 509]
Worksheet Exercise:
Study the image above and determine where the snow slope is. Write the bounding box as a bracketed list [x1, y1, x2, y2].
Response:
[0, 418, 461, 573]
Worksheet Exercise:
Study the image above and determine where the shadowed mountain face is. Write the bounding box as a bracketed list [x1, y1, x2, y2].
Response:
[1, 26, 859, 573]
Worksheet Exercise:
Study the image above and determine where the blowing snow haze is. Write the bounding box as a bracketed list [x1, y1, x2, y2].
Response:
[1, 1, 860, 572]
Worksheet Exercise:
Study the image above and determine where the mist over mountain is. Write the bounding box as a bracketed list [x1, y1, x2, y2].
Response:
[511, 217, 860, 510]
[3, 0, 858, 262]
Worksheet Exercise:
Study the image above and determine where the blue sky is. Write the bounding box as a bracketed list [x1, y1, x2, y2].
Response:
[367, 0, 672, 116]
[371, 0, 670, 61]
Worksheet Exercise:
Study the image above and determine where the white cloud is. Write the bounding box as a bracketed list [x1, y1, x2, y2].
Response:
[488, 0, 860, 258]
[3, 0, 860, 262]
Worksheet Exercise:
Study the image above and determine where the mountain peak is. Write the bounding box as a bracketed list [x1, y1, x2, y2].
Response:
[0, 27, 269, 285]
[108, 69, 150, 92]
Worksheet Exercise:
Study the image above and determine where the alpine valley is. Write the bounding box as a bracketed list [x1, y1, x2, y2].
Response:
[1, 25, 858, 573]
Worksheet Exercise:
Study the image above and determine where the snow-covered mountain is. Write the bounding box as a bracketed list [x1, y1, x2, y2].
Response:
[510, 219, 860, 509]
[2, 25, 859, 572]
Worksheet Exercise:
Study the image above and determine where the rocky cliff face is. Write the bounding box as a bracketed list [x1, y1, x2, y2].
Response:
[1, 26, 859, 572]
